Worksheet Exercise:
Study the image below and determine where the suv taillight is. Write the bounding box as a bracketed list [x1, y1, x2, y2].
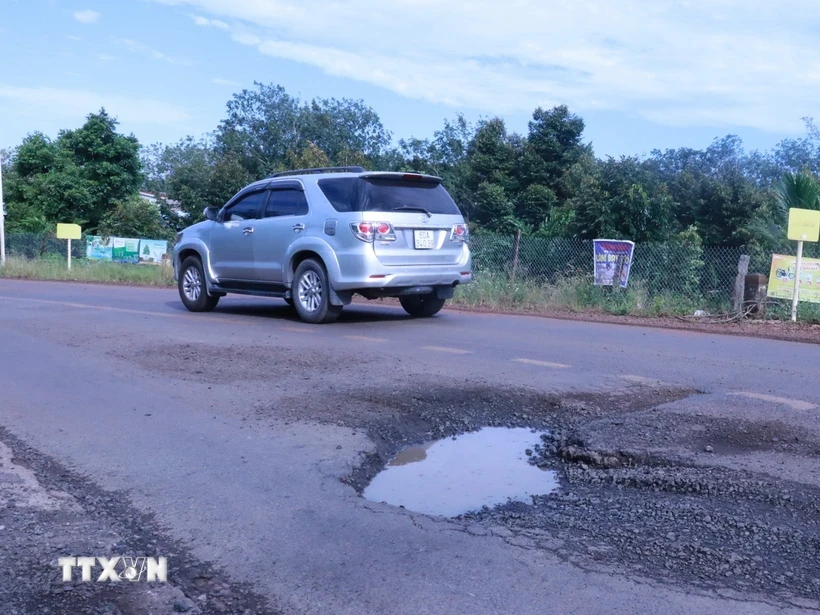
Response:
[351, 221, 396, 242]
[450, 224, 469, 243]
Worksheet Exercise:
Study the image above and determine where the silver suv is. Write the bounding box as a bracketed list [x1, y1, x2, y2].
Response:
[172, 166, 472, 323]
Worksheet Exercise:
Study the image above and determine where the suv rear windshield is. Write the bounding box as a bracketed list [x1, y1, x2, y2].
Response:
[318, 177, 462, 215]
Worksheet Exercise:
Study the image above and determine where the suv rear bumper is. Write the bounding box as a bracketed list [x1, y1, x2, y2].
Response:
[330, 250, 472, 293]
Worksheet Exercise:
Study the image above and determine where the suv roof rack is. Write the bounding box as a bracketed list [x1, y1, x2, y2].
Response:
[268, 166, 366, 179]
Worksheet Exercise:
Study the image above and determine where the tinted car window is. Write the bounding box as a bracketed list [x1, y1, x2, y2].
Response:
[318, 177, 461, 215]
[362, 179, 461, 215]
[317, 178, 359, 213]
[264, 189, 309, 218]
[225, 191, 266, 221]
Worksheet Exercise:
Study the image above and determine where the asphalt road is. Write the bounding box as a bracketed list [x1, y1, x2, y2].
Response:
[0, 279, 818, 615]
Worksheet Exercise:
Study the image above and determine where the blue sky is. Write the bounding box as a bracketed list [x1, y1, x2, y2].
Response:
[1, 0, 819, 159]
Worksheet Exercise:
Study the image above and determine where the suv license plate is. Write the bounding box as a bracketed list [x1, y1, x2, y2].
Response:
[414, 230, 435, 249]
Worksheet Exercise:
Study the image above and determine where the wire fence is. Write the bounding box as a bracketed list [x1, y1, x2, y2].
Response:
[5, 230, 818, 316]
[466, 234, 755, 312]
[6, 232, 88, 260]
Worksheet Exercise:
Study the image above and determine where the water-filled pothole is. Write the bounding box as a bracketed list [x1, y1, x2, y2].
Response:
[363, 427, 559, 517]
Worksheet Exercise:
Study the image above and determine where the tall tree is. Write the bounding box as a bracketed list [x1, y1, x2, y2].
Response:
[58, 109, 142, 228]
[217, 82, 302, 178]
[517, 105, 589, 202]
[560, 155, 674, 242]
[215, 82, 391, 178]
[297, 97, 390, 166]
[160, 136, 253, 221]
[4, 131, 93, 230]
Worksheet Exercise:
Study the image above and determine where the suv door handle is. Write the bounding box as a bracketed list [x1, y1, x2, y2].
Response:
[243, 227, 254, 236]
[292, 223, 305, 232]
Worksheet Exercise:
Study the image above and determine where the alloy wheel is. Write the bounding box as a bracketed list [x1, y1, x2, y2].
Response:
[298, 270, 322, 312]
[183, 266, 202, 302]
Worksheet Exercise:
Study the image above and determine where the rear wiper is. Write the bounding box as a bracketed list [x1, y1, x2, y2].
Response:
[392, 206, 432, 217]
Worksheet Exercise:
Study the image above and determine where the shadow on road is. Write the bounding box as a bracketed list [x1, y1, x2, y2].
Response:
[162, 299, 419, 324]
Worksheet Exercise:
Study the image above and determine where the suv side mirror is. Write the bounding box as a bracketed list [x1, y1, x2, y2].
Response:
[203, 206, 219, 222]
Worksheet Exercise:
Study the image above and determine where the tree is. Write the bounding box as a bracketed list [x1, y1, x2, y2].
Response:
[298, 97, 390, 166]
[58, 109, 142, 229]
[140, 142, 172, 194]
[7, 80, 813, 248]
[4, 110, 142, 233]
[98, 195, 173, 241]
[465, 117, 518, 210]
[474, 182, 518, 232]
[289, 142, 331, 170]
[155, 137, 250, 223]
[4, 132, 94, 228]
[14, 132, 56, 176]
[774, 170, 820, 214]
[517, 105, 589, 202]
[517, 184, 557, 229]
[215, 83, 391, 178]
[647, 136, 775, 246]
[217, 83, 302, 178]
[743, 170, 820, 254]
[560, 155, 674, 242]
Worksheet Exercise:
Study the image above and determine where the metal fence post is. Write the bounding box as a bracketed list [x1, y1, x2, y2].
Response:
[732, 254, 750, 314]
[511, 229, 521, 283]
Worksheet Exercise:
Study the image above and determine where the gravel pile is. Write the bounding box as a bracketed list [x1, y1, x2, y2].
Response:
[460, 430, 820, 604]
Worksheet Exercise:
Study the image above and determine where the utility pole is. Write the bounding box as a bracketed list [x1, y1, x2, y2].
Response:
[0, 152, 6, 267]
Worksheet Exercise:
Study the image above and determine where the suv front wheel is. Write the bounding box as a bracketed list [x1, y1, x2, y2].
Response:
[292, 259, 342, 324]
[178, 256, 220, 312]
[400, 294, 446, 318]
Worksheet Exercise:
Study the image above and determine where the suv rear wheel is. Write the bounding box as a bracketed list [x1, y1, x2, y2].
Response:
[292, 259, 342, 324]
[179, 256, 220, 312]
[399, 294, 446, 318]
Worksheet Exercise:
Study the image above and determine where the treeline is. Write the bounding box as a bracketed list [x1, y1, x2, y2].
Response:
[3, 81, 820, 252]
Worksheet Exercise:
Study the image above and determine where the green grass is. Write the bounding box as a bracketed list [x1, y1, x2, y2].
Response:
[0, 256, 174, 287]
[452, 271, 711, 317]
[756, 298, 820, 323]
[4, 256, 818, 323]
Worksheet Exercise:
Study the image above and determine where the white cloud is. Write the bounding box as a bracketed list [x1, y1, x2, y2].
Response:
[189, 14, 229, 30]
[212, 78, 240, 86]
[112, 37, 193, 66]
[66, 35, 82, 41]
[73, 9, 101, 24]
[148, 0, 820, 134]
[0, 84, 192, 124]
[97, 54, 116, 63]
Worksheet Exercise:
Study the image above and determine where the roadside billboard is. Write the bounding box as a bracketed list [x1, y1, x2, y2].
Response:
[86, 236, 113, 260]
[87, 236, 167, 264]
[111, 238, 140, 264]
[768, 254, 820, 304]
[593, 239, 635, 288]
[138, 240, 168, 265]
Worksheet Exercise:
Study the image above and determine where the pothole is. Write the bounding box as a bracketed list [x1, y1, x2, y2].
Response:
[363, 427, 559, 517]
